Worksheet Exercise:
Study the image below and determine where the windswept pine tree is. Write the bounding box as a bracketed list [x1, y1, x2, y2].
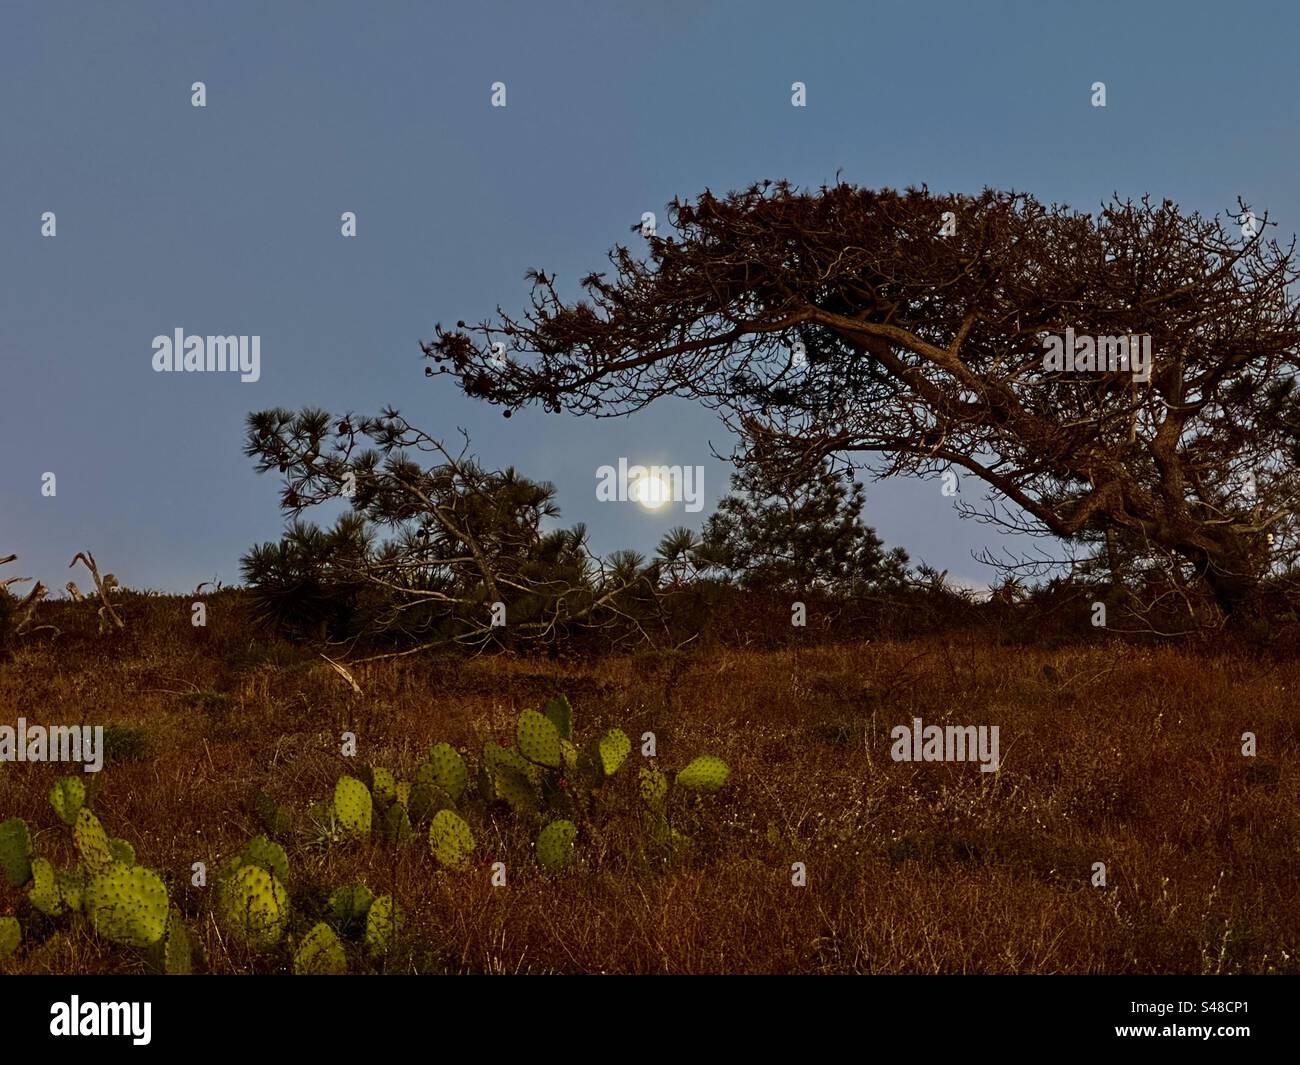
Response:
[431, 182, 1300, 621]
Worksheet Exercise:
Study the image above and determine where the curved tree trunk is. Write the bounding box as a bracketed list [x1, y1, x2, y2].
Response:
[1194, 535, 1263, 617]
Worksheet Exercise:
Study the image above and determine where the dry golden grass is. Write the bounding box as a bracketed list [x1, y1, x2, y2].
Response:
[1, 593, 1298, 974]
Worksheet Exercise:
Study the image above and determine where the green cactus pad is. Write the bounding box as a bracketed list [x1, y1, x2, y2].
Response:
[149, 907, 193, 975]
[675, 755, 732, 793]
[560, 739, 579, 774]
[364, 894, 401, 957]
[535, 819, 577, 871]
[381, 802, 414, 844]
[0, 817, 32, 887]
[543, 695, 574, 740]
[294, 922, 348, 975]
[219, 864, 289, 950]
[213, 854, 246, 896]
[427, 742, 469, 801]
[638, 766, 669, 810]
[73, 809, 114, 876]
[428, 809, 475, 871]
[484, 742, 531, 774]
[647, 810, 688, 850]
[327, 883, 375, 935]
[395, 781, 412, 807]
[0, 916, 20, 960]
[493, 765, 539, 815]
[28, 857, 65, 917]
[516, 709, 562, 769]
[49, 776, 86, 825]
[109, 838, 136, 866]
[369, 767, 397, 806]
[407, 782, 453, 825]
[596, 728, 632, 776]
[479, 742, 529, 800]
[85, 863, 169, 948]
[334, 775, 373, 837]
[240, 835, 290, 885]
[56, 866, 85, 912]
[254, 790, 293, 837]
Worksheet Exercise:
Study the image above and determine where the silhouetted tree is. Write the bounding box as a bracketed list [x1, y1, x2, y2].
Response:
[430, 182, 1300, 618]
[242, 408, 653, 651]
[697, 457, 910, 594]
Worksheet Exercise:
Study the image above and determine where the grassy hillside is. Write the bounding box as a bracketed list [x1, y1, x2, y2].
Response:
[1, 592, 1297, 973]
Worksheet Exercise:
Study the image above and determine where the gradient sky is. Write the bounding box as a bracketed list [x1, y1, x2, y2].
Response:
[3, 0, 1298, 593]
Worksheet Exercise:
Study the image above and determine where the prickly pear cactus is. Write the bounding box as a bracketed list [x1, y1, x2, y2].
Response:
[364, 894, 401, 957]
[147, 907, 193, 975]
[517, 709, 562, 769]
[254, 790, 293, 838]
[407, 782, 452, 825]
[212, 854, 245, 898]
[427, 742, 468, 801]
[395, 781, 412, 808]
[28, 857, 64, 917]
[543, 694, 574, 740]
[535, 819, 577, 871]
[596, 728, 632, 776]
[163, 908, 192, 975]
[480, 742, 537, 803]
[675, 755, 731, 793]
[380, 802, 414, 844]
[327, 883, 375, 936]
[218, 863, 289, 950]
[483, 743, 531, 774]
[56, 867, 85, 913]
[0, 817, 32, 887]
[428, 809, 475, 871]
[109, 838, 136, 866]
[240, 836, 289, 885]
[85, 863, 169, 948]
[73, 809, 114, 876]
[49, 776, 86, 826]
[492, 765, 539, 815]
[369, 767, 397, 807]
[0, 916, 20, 960]
[334, 775, 373, 837]
[293, 922, 347, 975]
[639, 766, 669, 810]
[541, 774, 578, 820]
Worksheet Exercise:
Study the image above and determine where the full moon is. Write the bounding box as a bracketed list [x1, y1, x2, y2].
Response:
[629, 471, 671, 510]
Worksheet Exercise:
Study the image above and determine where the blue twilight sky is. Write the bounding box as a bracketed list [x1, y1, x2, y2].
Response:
[2, 0, 1298, 593]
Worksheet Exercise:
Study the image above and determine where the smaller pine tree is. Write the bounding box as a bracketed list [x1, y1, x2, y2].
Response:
[697, 458, 909, 595]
